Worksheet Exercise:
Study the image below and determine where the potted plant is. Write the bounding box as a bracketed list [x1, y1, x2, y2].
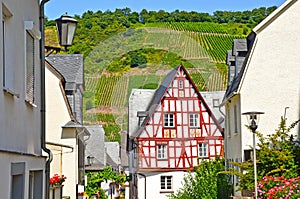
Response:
[49, 174, 67, 199]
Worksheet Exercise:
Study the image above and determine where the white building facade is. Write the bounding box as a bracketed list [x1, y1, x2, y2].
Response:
[223, 0, 300, 195]
[0, 0, 47, 198]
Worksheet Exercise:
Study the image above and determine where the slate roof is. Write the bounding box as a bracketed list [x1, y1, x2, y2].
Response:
[85, 126, 121, 170]
[85, 125, 106, 170]
[222, 33, 256, 102]
[46, 54, 84, 86]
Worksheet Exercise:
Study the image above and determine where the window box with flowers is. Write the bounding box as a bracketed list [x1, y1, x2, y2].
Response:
[49, 174, 67, 199]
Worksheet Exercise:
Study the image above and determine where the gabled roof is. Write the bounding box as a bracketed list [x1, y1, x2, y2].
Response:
[133, 64, 224, 139]
[253, 0, 296, 34]
[46, 54, 84, 123]
[45, 61, 77, 122]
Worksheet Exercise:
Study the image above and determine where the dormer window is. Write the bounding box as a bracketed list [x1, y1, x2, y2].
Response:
[137, 111, 148, 126]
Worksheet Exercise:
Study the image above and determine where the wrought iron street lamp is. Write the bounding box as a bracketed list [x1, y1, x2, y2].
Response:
[87, 156, 95, 166]
[242, 111, 264, 199]
[55, 13, 78, 50]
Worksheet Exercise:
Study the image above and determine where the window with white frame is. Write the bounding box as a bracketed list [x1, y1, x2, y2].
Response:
[198, 142, 208, 158]
[157, 144, 167, 159]
[227, 108, 231, 137]
[2, 5, 14, 92]
[25, 30, 35, 103]
[213, 99, 219, 107]
[160, 176, 172, 190]
[234, 105, 238, 133]
[189, 113, 199, 128]
[164, 113, 174, 127]
[24, 21, 40, 105]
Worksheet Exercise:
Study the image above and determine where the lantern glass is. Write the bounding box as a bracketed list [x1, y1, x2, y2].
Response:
[242, 111, 264, 126]
[55, 13, 78, 48]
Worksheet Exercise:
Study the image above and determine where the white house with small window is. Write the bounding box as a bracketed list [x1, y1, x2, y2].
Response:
[0, 1, 47, 198]
[128, 64, 224, 199]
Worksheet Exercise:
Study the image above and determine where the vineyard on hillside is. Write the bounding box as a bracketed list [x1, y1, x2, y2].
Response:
[84, 22, 245, 142]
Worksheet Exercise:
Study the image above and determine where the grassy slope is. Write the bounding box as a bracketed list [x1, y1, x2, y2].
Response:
[45, 22, 247, 143]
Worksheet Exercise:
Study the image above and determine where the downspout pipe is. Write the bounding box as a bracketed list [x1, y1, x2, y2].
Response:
[40, 1, 53, 199]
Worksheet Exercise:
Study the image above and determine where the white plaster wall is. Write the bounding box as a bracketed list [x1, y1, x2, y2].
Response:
[0, 0, 46, 198]
[225, 95, 242, 161]
[0, 0, 41, 155]
[240, 0, 300, 151]
[137, 171, 188, 199]
[0, 152, 46, 199]
[46, 66, 78, 199]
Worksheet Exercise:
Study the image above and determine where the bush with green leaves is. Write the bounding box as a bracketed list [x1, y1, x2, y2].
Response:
[226, 118, 300, 192]
[85, 166, 126, 198]
[170, 157, 232, 199]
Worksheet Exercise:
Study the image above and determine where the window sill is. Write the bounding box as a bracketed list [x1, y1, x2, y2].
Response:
[3, 87, 20, 98]
[160, 190, 174, 193]
[25, 99, 37, 108]
[157, 158, 168, 161]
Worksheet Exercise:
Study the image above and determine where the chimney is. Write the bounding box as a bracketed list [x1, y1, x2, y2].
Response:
[232, 39, 248, 76]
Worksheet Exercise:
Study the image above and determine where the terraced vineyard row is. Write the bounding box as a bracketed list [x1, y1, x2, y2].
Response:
[94, 75, 121, 106]
[145, 22, 245, 63]
[85, 77, 98, 92]
[146, 22, 227, 33]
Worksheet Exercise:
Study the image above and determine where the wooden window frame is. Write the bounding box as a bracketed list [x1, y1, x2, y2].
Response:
[189, 113, 199, 128]
[164, 113, 174, 128]
[198, 142, 208, 158]
[157, 144, 167, 160]
[160, 176, 173, 191]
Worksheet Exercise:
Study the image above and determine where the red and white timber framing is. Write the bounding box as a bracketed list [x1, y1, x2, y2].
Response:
[135, 65, 224, 172]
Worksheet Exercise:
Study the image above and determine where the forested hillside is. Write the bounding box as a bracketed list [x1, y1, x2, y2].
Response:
[45, 6, 277, 142]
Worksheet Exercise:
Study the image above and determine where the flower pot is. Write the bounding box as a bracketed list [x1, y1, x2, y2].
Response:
[50, 185, 63, 199]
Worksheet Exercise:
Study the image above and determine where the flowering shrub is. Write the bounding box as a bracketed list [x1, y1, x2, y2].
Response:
[257, 176, 300, 199]
[50, 174, 67, 186]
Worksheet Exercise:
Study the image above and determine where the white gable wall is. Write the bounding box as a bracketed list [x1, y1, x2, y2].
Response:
[46, 66, 78, 199]
[240, 0, 300, 148]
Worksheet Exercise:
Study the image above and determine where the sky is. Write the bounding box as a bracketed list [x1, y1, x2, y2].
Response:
[45, 0, 287, 20]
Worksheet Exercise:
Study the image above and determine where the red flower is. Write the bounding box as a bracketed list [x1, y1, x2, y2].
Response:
[50, 174, 67, 186]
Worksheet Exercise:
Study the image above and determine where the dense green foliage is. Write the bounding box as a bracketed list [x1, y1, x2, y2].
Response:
[45, 6, 277, 58]
[170, 158, 232, 199]
[225, 118, 300, 192]
[85, 166, 126, 198]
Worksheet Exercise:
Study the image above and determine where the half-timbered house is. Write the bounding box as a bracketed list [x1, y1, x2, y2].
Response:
[128, 64, 224, 199]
